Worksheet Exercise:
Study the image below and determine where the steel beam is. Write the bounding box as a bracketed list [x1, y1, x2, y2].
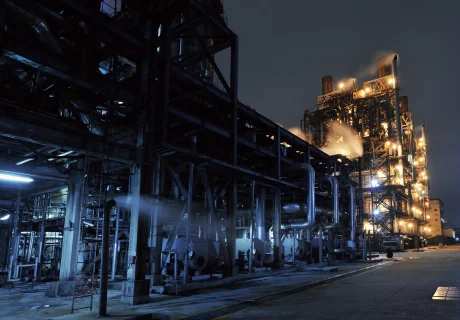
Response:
[0, 159, 68, 182]
[3, 40, 140, 104]
[0, 115, 138, 165]
[46, 0, 144, 48]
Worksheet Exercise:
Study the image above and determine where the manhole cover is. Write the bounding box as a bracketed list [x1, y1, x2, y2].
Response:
[432, 287, 460, 301]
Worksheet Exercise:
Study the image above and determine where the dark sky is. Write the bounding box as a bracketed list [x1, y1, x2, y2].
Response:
[221, 0, 460, 226]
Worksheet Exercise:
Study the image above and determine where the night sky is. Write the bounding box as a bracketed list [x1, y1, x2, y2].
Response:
[220, 0, 460, 226]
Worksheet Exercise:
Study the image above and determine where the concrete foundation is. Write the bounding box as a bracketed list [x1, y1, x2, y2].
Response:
[45, 280, 74, 297]
[120, 279, 150, 305]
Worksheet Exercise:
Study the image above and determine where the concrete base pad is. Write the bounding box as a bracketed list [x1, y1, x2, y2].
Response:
[45, 281, 74, 297]
[121, 279, 150, 305]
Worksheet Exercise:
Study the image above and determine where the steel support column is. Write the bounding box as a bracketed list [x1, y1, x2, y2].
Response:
[59, 161, 84, 281]
[7, 190, 20, 280]
[99, 198, 116, 317]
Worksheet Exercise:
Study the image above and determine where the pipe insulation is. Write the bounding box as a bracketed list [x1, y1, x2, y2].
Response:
[282, 163, 315, 229]
[343, 184, 356, 244]
[323, 176, 339, 230]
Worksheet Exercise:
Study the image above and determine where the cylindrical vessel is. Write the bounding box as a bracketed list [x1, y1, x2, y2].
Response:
[322, 76, 333, 94]
[378, 57, 392, 77]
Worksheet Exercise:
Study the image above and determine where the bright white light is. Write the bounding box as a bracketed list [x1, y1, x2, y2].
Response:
[338, 82, 344, 89]
[58, 150, 73, 157]
[373, 209, 380, 215]
[83, 221, 94, 227]
[371, 179, 379, 187]
[16, 158, 34, 166]
[0, 214, 10, 220]
[0, 173, 33, 183]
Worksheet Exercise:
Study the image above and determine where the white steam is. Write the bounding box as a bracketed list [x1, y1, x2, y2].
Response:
[355, 51, 398, 79]
[288, 127, 311, 143]
[320, 121, 363, 159]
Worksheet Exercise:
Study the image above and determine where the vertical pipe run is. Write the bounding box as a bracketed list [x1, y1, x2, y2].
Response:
[184, 163, 194, 283]
[318, 225, 323, 264]
[392, 55, 404, 185]
[255, 188, 266, 240]
[273, 188, 281, 268]
[248, 181, 255, 273]
[343, 185, 356, 246]
[323, 176, 339, 229]
[111, 206, 120, 280]
[99, 199, 116, 317]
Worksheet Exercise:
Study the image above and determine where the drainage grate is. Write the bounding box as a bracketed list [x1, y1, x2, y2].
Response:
[432, 287, 460, 301]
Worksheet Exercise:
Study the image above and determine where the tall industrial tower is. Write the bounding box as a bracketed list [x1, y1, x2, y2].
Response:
[302, 55, 430, 249]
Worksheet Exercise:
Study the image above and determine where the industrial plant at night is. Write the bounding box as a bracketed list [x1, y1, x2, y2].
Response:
[0, 1, 457, 319]
[302, 55, 435, 252]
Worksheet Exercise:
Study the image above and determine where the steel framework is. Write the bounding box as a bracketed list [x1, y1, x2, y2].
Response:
[302, 63, 429, 248]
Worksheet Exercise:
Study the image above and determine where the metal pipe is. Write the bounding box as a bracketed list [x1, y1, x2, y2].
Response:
[99, 198, 116, 317]
[318, 224, 323, 264]
[184, 162, 194, 283]
[392, 55, 404, 184]
[273, 187, 281, 267]
[283, 163, 315, 229]
[111, 205, 120, 280]
[255, 188, 266, 240]
[343, 185, 356, 247]
[323, 176, 339, 230]
[248, 181, 255, 273]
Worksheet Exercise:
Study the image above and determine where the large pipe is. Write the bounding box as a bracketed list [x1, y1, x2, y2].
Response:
[343, 185, 356, 246]
[282, 163, 315, 229]
[323, 176, 339, 230]
[392, 55, 404, 184]
[255, 188, 266, 240]
[99, 198, 116, 317]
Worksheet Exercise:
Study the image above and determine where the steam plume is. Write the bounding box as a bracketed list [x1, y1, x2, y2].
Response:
[288, 127, 311, 143]
[320, 121, 363, 159]
[355, 51, 399, 79]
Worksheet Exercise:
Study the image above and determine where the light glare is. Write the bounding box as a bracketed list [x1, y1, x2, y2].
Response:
[0, 173, 33, 183]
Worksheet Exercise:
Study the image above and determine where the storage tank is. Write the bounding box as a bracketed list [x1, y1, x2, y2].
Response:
[322, 76, 334, 94]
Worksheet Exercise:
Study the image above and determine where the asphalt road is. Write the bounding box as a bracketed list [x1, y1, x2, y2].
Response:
[216, 248, 460, 320]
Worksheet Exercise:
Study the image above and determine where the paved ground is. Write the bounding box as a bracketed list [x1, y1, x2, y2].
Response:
[1, 246, 459, 319]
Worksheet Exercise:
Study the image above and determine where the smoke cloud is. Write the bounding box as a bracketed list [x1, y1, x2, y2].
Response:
[288, 127, 311, 143]
[354, 51, 399, 80]
[320, 121, 363, 159]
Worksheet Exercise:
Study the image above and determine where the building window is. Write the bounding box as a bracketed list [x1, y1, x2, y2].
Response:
[435, 219, 438, 221]
[434, 209, 438, 211]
